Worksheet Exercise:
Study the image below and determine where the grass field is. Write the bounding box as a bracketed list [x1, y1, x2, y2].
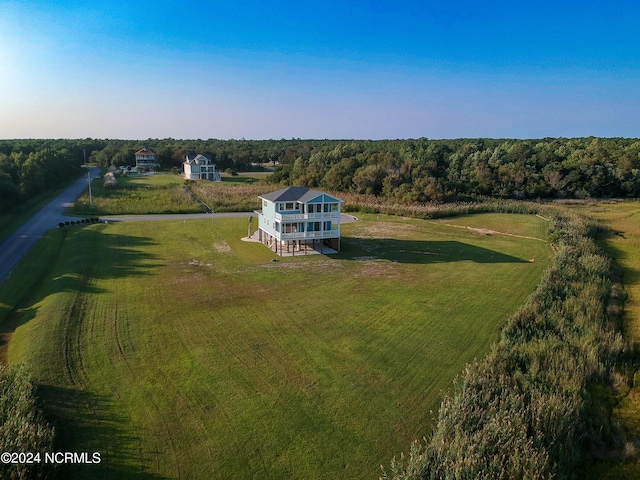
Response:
[72, 174, 203, 215]
[72, 173, 277, 216]
[5, 213, 552, 479]
[569, 201, 640, 479]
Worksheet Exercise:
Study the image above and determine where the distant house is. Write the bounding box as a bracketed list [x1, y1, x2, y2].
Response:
[135, 148, 159, 168]
[257, 187, 344, 255]
[183, 154, 221, 181]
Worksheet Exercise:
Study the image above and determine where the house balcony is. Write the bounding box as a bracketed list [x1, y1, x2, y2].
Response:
[279, 230, 340, 240]
[274, 211, 340, 221]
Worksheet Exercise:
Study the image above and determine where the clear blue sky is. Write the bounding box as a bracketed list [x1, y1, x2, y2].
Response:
[1, 0, 639, 139]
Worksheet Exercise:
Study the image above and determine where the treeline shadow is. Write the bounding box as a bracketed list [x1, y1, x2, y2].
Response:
[38, 384, 170, 480]
[2, 225, 163, 356]
[337, 238, 528, 264]
[599, 230, 640, 286]
[18, 225, 162, 307]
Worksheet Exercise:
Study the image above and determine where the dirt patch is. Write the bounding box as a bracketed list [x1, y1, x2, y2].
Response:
[466, 227, 494, 235]
[213, 240, 232, 254]
[354, 259, 403, 278]
[188, 259, 213, 267]
[357, 222, 416, 238]
[259, 259, 339, 274]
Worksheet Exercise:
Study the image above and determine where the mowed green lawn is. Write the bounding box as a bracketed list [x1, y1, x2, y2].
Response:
[7, 213, 552, 479]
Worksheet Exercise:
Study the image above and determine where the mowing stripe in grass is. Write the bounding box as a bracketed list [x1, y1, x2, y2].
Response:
[7, 214, 552, 479]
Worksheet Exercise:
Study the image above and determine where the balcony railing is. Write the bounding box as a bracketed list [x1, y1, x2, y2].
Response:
[274, 211, 340, 221]
[279, 230, 340, 240]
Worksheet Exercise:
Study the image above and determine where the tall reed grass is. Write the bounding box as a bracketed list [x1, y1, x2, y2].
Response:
[0, 363, 54, 479]
[188, 181, 279, 212]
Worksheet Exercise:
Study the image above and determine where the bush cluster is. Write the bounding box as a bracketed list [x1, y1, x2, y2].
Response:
[58, 218, 101, 228]
[381, 203, 627, 479]
[0, 364, 54, 480]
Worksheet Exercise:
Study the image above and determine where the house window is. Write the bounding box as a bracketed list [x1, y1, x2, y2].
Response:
[263, 200, 267, 208]
[275, 222, 280, 232]
[324, 203, 330, 212]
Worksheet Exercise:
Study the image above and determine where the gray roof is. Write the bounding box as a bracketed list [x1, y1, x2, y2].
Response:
[184, 154, 213, 165]
[259, 186, 343, 203]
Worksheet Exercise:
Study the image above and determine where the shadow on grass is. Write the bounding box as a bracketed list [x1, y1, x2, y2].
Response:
[220, 176, 256, 183]
[1, 225, 161, 348]
[597, 230, 640, 287]
[38, 384, 170, 480]
[336, 238, 528, 264]
[47, 225, 161, 295]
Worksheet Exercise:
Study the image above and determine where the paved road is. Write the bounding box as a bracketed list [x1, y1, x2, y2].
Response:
[0, 168, 100, 284]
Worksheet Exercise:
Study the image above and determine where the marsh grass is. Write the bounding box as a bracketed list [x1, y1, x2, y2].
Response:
[72, 174, 203, 215]
[0, 363, 55, 480]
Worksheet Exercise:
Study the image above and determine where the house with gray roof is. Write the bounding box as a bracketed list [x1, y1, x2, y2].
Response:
[257, 187, 344, 255]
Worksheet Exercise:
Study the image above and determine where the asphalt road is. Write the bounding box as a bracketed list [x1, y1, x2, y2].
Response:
[0, 167, 100, 284]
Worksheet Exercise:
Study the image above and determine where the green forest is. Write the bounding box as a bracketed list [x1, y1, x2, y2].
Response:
[1, 137, 639, 217]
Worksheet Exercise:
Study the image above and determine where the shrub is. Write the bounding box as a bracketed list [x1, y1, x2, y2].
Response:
[0, 363, 54, 480]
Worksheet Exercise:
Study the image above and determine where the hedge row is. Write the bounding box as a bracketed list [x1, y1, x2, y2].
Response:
[58, 218, 101, 228]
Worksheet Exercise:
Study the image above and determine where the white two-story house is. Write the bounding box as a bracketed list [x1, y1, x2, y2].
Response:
[257, 186, 344, 255]
[183, 154, 221, 181]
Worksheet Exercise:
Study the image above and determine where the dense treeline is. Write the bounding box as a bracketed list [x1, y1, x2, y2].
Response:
[378, 201, 627, 479]
[2, 137, 639, 216]
[0, 139, 103, 215]
[83, 138, 326, 172]
[269, 137, 640, 201]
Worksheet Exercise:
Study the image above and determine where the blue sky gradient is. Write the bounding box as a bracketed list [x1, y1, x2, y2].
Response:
[2, 1, 639, 139]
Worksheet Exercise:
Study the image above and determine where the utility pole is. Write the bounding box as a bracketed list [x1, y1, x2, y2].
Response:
[87, 170, 93, 208]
